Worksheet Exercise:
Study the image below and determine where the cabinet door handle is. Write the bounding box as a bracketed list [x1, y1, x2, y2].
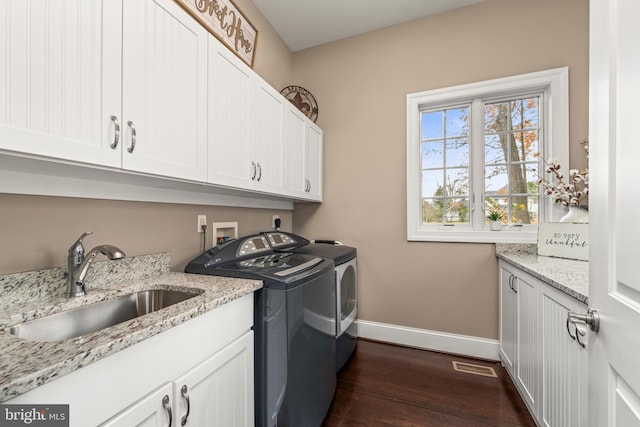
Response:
[110, 115, 120, 149]
[180, 385, 191, 426]
[508, 275, 518, 294]
[162, 395, 172, 427]
[567, 309, 600, 348]
[257, 162, 262, 181]
[251, 161, 257, 180]
[127, 120, 137, 153]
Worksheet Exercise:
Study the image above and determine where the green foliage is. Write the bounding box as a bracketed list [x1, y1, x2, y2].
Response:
[487, 208, 504, 222]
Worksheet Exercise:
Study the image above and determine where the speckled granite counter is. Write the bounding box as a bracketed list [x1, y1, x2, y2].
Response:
[496, 244, 588, 304]
[0, 253, 262, 402]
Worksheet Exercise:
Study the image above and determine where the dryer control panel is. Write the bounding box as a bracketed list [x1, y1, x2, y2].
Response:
[262, 232, 310, 250]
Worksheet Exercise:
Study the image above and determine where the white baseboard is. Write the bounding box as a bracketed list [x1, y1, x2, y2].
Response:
[355, 320, 499, 361]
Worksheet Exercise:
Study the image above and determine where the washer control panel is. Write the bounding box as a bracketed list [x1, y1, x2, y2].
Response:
[237, 236, 271, 257]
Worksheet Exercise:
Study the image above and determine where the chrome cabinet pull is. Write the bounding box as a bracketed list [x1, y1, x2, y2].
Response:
[162, 395, 172, 427]
[257, 163, 262, 181]
[251, 161, 257, 180]
[180, 385, 190, 426]
[508, 274, 518, 293]
[110, 115, 120, 149]
[566, 309, 600, 348]
[127, 120, 136, 153]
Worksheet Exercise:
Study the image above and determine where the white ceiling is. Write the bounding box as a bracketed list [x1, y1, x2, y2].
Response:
[252, 0, 484, 52]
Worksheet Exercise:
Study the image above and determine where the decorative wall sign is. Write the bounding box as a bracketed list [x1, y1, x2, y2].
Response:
[537, 223, 589, 261]
[280, 86, 319, 122]
[175, 0, 257, 67]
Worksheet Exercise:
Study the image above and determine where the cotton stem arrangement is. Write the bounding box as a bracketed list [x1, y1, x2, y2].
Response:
[538, 139, 589, 207]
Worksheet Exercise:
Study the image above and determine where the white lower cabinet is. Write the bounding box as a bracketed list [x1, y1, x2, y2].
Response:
[499, 260, 587, 427]
[8, 294, 255, 427]
[102, 332, 254, 427]
[539, 283, 588, 427]
[171, 332, 254, 427]
[99, 383, 173, 427]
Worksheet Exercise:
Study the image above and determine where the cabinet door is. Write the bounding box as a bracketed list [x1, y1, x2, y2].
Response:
[251, 80, 284, 193]
[208, 37, 253, 189]
[173, 331, 254, 427]
[540, 284, 587, 427]
[498, 263, 517, 377]
[121, 0, 207, 182]
[100, 383, 172, 427]
[0, 0, 121, 167]
[305, 124, 323, 201]
[514, 272, 540, 418]
[282, 103, 307, 197]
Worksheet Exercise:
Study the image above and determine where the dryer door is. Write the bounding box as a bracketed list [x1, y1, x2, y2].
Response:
[336, 258, 357, 336]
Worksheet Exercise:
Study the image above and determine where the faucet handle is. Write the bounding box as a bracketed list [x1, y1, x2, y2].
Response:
[69, 231, 93, 255]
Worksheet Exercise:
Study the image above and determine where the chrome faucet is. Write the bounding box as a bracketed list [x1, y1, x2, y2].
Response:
[66, 232, 126, 297]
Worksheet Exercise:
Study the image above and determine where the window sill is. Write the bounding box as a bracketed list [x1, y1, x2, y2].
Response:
[407, 227, 538, 244]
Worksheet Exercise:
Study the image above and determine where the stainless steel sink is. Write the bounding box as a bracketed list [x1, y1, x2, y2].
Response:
[7, 288, 203, 342]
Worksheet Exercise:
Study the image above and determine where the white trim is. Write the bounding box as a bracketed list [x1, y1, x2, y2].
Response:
[406, 67, 570, 243]
[356, 319, 499, 361]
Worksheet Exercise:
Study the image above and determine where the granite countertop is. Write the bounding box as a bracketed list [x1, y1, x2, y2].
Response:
[495, 244, 588, 304]
[0, 253, 262, 402]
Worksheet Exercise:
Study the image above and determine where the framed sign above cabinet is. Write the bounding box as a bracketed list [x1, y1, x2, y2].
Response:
[175, 0, 258, 67]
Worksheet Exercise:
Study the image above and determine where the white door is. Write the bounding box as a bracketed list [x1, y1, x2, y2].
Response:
[251, 80, 284, 194]
[305, 124, 323, 201]
[588, 0, 640, 425]
[208, 37, 253, 189]
[172, 332, 254, 427]
[99, 383, 173, 427]
[282, 103, 307, 197]
[121, 0, 207, 182]
[0, 0, 121, 167]
[498, 262, 517, 377]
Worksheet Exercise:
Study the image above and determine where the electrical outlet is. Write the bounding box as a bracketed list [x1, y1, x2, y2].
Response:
[197, 215, 207, 232]
[272, 215, 280, 229]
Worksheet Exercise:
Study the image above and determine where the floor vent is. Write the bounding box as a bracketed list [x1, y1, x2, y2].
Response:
[452, 361, 497, 378]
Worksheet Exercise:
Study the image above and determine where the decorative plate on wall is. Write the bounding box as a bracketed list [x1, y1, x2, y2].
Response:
[280, 86, 318, 122]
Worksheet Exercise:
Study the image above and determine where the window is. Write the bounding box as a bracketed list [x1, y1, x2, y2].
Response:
[406, 68, 569, 243]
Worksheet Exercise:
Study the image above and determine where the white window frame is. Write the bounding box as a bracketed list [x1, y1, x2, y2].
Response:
[406, 67, 569, 243]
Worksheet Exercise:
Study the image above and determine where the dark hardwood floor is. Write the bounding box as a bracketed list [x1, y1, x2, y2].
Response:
[322, 340, 536, 427]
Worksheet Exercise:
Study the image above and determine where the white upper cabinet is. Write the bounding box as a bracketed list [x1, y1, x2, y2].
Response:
[207, 38, 253, 189]
[305, 123, 323, 201]
[1, 0, 320, 203]
[250, 78, 284, 194]
[283, 103, 323, 201]
[0, 0, 207, 182]
[283, 105, 307, 197]
[208, 38, 285, 194]
[119, 0, 208, 182]
[0, 0, 120, 167]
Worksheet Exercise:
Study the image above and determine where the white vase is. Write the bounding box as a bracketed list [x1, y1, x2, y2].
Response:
[559, 205, 589, 223]
[489, 221, 502, 231]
